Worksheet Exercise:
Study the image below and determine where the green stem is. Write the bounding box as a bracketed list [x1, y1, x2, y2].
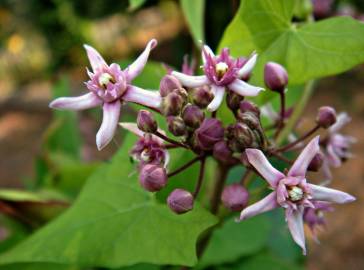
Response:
[276, 80, 316, 146]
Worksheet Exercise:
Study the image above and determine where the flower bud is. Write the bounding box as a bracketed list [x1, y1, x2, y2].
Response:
[233, 123, 254, 148]
[308, 152, 324, 172]
[190, 86, 214, 109]
[195, 118, 224, 150]
[167, 116, 186, 136]
[316, 106, 336, 128]
[226, 91, 244, 112]
[167, 189, 194, 214]
[139, 164, 167, 192]
[137, 110, 157, 133]
[182, 104, 204, 128]
[312, 0, 333, 19]
[264, 62, 288, 93]
[239, 100, 260, 117]
[213, 141, 238, 165]
[162, 92, 185, 116]
[221, 184, 249, 211]
[160, 75, 182, 97]
[237, 111, 261, 130]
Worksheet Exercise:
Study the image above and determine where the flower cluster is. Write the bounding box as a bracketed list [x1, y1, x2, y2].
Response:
[49, 40, 356, 255]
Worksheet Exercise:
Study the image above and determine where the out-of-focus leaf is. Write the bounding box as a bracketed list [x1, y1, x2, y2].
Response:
[115, 263, 160, 270]
[128, 0, 146, 11]
[180, 0, 205, 46]
[0, 136, 217, 268]
[198, 215, 271, 268]
[0, 215, 28, 253]
[0, 263, 79, 270]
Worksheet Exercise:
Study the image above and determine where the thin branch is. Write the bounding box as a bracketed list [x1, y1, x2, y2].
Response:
[154, 131, 187, 149]
[274, 91, 286, 138]
[193, 158, 206, 198]
[167, 156, 202, 178]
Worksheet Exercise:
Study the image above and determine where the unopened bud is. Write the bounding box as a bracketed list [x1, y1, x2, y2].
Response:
[137, 110, 157, 133]
[160, 75, 182, 97]
[162, 92, 186, 116]
[167, 188, 194, 214]
[264, 62, 288, 93]
[226, 92, 244, 112]
[213, 141, 238, 165]
[312, 0, 333, 19]
[167, 116, 186, 136]
[316, 106, 336, 128]
[182, 104, 204, 128]
[190, 86, 214, 108]
[239, 100, 260, 117]
[139, 164, 167, 192]
[221, 183, 249, 211]
[234, 123, 254, 148]
[195, 118, 225, 150]
[237, 111, 261, 130]
[308, 152, 324, 172]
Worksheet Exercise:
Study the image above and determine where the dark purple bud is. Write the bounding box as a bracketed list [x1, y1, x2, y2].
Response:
[160, 75, 182, 97]
[213, 141, 238, 165]
[167, 116, 186, 136]
[167, 188, 194, 214]
[308, 152, 324, 172]
[182, 104, 205, 128]
[234, 123, 254, 148]
[264, 62, 288, 93]
[137, 110, 157, 133]
[190, 86, 214, 109]
[226, 91, 244, 112]
[312, 0, 333, 19]
[237, 111, 261, 130]
[316, 106, 336, 128]
[221, 183, 249, 211]
[195, 118, 225, 150]
[162, 92, 185, 116]
[239, 100, 260, 117]
[139, 164, 167, 192]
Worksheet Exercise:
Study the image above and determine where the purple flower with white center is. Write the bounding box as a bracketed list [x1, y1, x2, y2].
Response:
[239, 136, 355, 254]
[120, 123, 169, 168]
[319, 112, 356, 181]
[171, 45, 264, 112]
[49, 39, 162, 150]
[303, 201, 334, 242]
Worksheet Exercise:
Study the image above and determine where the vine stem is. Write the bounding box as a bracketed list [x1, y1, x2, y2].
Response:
[154, 131, 188, 149]
[167, 156, 202, 178]
[193, 158, 206, 198]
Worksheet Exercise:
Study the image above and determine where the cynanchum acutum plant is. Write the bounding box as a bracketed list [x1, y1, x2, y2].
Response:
[50, 39, 356, 255]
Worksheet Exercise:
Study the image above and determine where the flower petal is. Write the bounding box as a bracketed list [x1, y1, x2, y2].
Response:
[237, 53, 257, 78]
[96, 101, 121, 150]
[171, 71, 209, 88]
[288, 136, 320, 177]
[119, 122, 166, 145]
[228, 79, 264, 97]
[329, 112, 351, 134]
[202, 44, 215, 64]
[238, 192, 278, 221]
[206, 85, 225, 112]
[49, 93, 102, 111]
[309, 184, 356, 204]
[83, 44, 107, 72]
[126, 39, 158, 81]
[245, 148, 285, 187]
[286, 207, 306, 255]
[123, 85, 162, 110]
[326, 144, 342, 168]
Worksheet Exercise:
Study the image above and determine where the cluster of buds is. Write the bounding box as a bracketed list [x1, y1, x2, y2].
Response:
[49, 39, 356, 255]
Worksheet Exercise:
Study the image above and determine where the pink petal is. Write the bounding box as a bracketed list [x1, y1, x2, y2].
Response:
[207, 85, 225, 112]
[309, 184, 356, 204]
[237, 53, 258, 78]
[83, 44, 107, 72]
[329, 112, 351, 134]
[326, 144, 342, 168]
[238, 192, 278, 221]
[202, 44, 215, 64]
[245, 149, 285, 187]
[123, 85, 162, 109]
[126, 39, 158, 81]
[228, 79, 264, 97]
[119, 122, 165, 144]
[286, 207, 306, 255]
[49, 93, 102, 111]
[171, 71, 209, 88]
[96, 101, 121, 150]
[288, 136, 320, 177]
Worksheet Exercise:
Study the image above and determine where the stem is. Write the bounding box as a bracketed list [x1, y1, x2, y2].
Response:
[210, 163, 229, 215]
[167, 156, 202, 178]
[274, 91, 286, 138]
[240, 169, 252, 185]
[270, 152, 293, 164]
[193, 158, 206, 198]
[276, 124, 320, 152]
[154, 131, 187, 149]
[276, 80, 316, 146]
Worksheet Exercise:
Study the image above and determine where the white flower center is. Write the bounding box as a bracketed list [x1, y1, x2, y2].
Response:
[215, 62, 229, 77]
[98, 73, 114, 88]
[288, 186, 304, 201]
[140, 149, 150, 162]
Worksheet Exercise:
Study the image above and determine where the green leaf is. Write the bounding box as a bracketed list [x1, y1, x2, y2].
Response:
[128, 0, 147, 11]
[0, 136, 217, 268]
[198, 215, 271, 268]
[219, 0, 364, 101]
[180, 0, 205, 46]
[0, 263, 79, 270]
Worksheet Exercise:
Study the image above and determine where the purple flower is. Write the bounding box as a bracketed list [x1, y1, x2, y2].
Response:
[239, 136, 355, 254]
[49, 39, 162, 150]
[321, 112, 356, 180]
[171, 45, 264, 112]
[120, 123, 169, 168]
